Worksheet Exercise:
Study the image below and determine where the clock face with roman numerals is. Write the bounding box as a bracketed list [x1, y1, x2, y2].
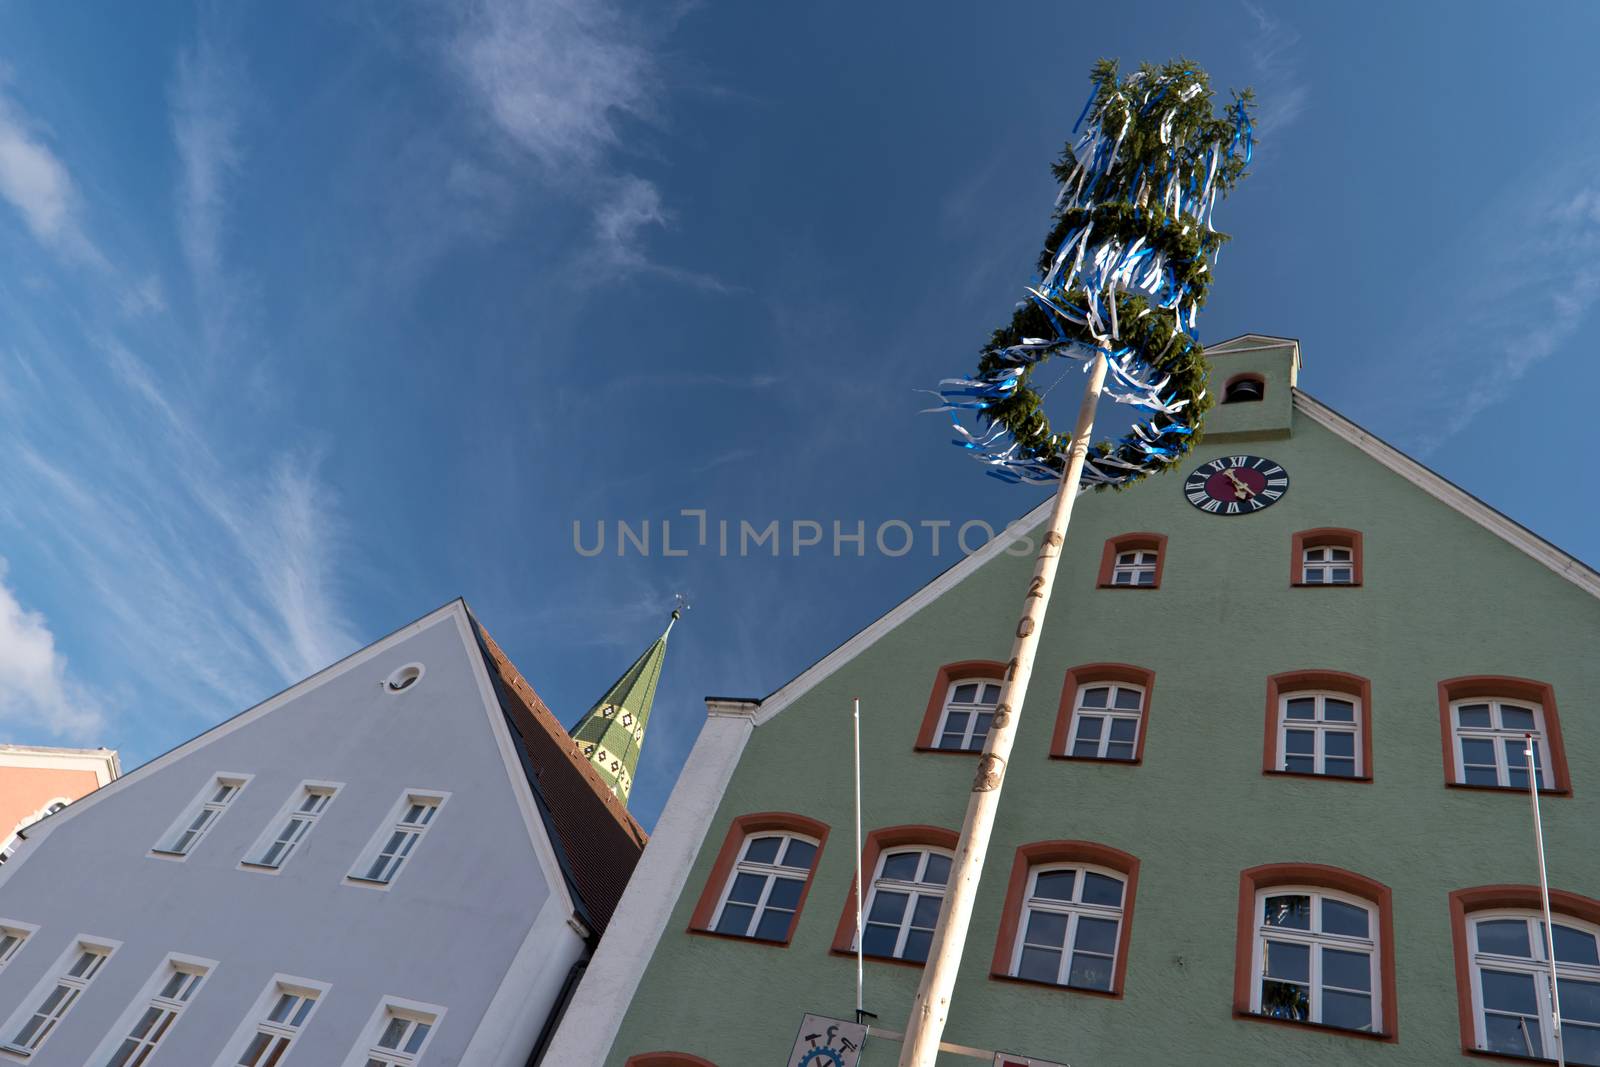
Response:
[1184, 455, 1289, 515]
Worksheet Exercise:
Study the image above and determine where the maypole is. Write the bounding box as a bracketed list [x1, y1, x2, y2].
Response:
[903, 59, 1257, 1065]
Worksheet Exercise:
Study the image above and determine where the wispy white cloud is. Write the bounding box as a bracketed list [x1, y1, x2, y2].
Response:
[449, 0, 723, 289]
[1241, 2, 1308, 138]
[0, 560, 105, 740]
[171, 36, 245, 351]
[0, 91, 104, 265]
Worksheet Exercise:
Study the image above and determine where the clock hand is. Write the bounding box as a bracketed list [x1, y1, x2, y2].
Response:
[1221, 468, 1256, 499]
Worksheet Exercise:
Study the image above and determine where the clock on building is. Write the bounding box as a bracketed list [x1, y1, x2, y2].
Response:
[1183, 455, 1289, 515]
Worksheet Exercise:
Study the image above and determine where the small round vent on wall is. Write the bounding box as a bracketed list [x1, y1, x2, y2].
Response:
[385, 664, 424, 693]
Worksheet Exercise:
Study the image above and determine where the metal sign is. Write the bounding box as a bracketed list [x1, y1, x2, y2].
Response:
[786, 1014, 867, 1067]
[994, 1055, 1068, 1067]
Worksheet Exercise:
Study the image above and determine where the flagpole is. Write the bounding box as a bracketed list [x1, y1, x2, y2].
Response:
[897, 353, 1108, 1067]
[1526, 734, 1566, 1067]
[855, 697, 866, 1025]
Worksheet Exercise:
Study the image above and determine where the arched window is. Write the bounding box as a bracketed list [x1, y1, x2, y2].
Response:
[1234, 864, 1397, 1039]
[1051, 664, 1154, 764]
[991, 841, 1140, 996]
[1439, 677, 1571, 794]
[1223, 373, 1266, 403]
[1292, 528, 1363, 587]
[914, 661, 1005, 754]
[1096, 533, 1167, 589]
[833, 826, 957, 965]
[1264, 672, 1373, 781]
[1450, 887, 1600, 1062]
[689, 813, 827, 946]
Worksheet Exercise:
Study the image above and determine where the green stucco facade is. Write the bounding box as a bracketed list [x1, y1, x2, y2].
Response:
[608, 342, 1600, 1066]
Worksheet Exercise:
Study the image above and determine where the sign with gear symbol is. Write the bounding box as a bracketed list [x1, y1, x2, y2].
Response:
[786, 1014, 867, 1067]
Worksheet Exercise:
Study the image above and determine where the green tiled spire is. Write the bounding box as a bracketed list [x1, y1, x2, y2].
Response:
[570, 610, 677, 806]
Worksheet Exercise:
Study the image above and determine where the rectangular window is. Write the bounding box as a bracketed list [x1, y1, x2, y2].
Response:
[346, 998, 446, 1067]
[349, 791, 447, 887]
[244, 782, 340, 870]
[1452, 700, 1551, 789]
[230, 979, 325, 1067]
[102, 958, 209, 1067]
[1302, 545, 1355, 584]
[3, 939, 116, 1055]
[935, 681, 1001, 751]
[1278, 692, 1362, 777]
[153, 774, 250, 857]
[0, 921, 36, 973]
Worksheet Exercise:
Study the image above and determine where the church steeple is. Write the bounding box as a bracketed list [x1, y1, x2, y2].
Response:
[570, 608, 678, 806]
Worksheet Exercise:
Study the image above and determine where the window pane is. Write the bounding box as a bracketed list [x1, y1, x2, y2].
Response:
[1457, 704, 1492, 728]
[1330, 568, 1353, 583]
[940, 711, 968, 734]
[765, 876, 804, 910]
[1329, 548, 1351, 562]
[1563, 1024, 1600, 1067]
[901, 929, 932, 962]
[1075, 716, 1104, 741]
[780, 839, 817, 870]
[378, 1018, 408, 1048]
[880, 853, 920, 881]
[862, 924, 900, 957]
[1075, 917, 1118, 955]
[1082, 872, 1123, 907]
[1072, 739, 1100, 758]
[1284, 730, 1314, 755]
[1106, 741, 1136, 760]
[970, 714, 993, 744]
[1285, 755, 1316, 774]
[1555, 924, 1600, 966]
[1113, 572, 1133, 585]
[909, 894, 941, 929]
[921, 854, 951, 886]
[1032, 870, 1075, 901]
[1561, 977, 1600, 1025]
[951, 683, 977, 704]
[1460, 738, 1496, 765]
[743, 836, 782, 864]
[979, 684, 1001, 705]
[1285, 698, 1316, 720]
[1322, 899, 1370, 938]
[1016, 945, 1061, 983]
[1135, 570, 1155, 586]
[1325, 756, 1357, 777]
[1108, 718, 1138, 742]
[727, 873, 765, 904]
[1259, 980, 1309, 1020]
[268, 995, 297, 1024]
[1484, 1013, 1540, 1057]
[1323, 948, 1371, 992]
[1113, 688, 1142, 711]
[1325, 732, 1355, 757]
[1067, 953, 1113, 991]
[1481, 969, 1539, 1015]
[1477, 919, 1531, 958]
[404, 1023, 431, 1054]
[1263, 940, 1310, 982]
[867, 890, 908, 924]
[1264, 895, 1311, 930]
[1080, 687, 1109, 709]
[1324, 699, 1355, 722]
[1023, 911, 1069, 948]
[1500, 705, 1536, 731]
[754, 908, 793, 941]
[1321, 989, 1372, 1031]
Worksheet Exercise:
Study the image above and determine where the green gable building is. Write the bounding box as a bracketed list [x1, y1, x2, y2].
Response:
[543, 336, 1600, 1066]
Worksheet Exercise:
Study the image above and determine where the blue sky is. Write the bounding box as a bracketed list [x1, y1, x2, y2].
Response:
[2, 2, 1598, 829]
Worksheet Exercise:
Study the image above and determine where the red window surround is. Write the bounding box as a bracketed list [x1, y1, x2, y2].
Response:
[1233, 863, 1399, 1041]
[1262, 670, 1375, 782]
[1049, 663, 1156, 764]
[1447, 885, 1600, 1057]
[1096, 533, 1168, 589]
[1291, 528, 1364, 587]
[1437, 676, 1571, 795]
[625, 1055, 720, 1067]
[914, 660, 1006, 753]
[687, 811, 829, 946]
[988, 840, 1140, 997]
[830, 824, 959, 964]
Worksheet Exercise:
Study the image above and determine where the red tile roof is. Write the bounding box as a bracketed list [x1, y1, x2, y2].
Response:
[469, 613, 647, 935]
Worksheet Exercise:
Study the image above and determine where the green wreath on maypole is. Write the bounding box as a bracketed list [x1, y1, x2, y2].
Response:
[927, 58, 1255, 488]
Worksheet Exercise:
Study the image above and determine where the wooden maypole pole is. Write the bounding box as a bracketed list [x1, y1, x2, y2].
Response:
[902, 59, 1256, 1064]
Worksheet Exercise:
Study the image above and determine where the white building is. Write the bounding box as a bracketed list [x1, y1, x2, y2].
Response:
[0, 600, 655, 1066]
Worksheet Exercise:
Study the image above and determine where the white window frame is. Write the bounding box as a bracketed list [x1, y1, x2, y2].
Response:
[91, 952, 215, 1067]
[1065, 682, 1145, 761]
[242, 781, 342, 872]
[933, 679, 1001, 752]
[0, 934, 120, 1058]
[1110, 548, 1158, 586]
[151, 773, 252, 860]
[0, 920, 38, 975]
[346, 790, 449, 890]
[1007, 863, 1126, 992]
[858, 847, 952, 962]
[1277, 691, 1363, 777]
[1301, 544, 1355, 584]
[1249, 886, 1381, 1033]
[708, 831, 820, 941]
[339, 996, 447, 1067]
[1450, 699, 1553, 789]
[212, 974, 329, 1067]
[1467, 909, 1600, 1060]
